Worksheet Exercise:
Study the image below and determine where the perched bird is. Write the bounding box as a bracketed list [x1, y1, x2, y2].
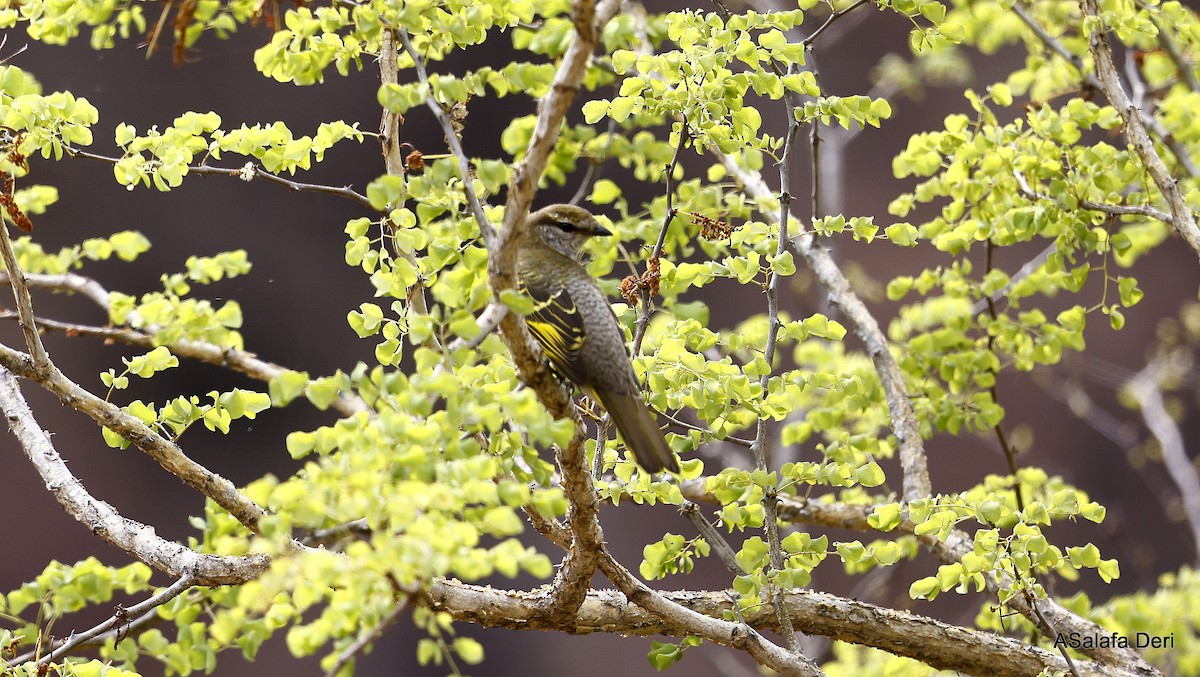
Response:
[515, 204, 680, 474]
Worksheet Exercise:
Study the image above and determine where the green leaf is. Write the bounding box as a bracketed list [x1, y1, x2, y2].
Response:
[590, 178, 621, 204]
[453, 637, 484, 665]
[499, 289, 536, 315]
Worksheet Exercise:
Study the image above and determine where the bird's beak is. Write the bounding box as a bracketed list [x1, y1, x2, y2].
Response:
[592, 224, 613, 237]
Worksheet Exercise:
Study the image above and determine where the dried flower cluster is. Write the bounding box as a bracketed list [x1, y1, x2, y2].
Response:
[619, 256, 661, 306]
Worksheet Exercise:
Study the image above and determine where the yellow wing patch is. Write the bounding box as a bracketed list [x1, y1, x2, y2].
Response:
[521, 283, 587, 383]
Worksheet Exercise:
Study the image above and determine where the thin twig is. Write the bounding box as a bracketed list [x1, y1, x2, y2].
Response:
[631, 120, 689, 358]
[983, 240, 1025, 510]
[324, 597, 412, 677]
[69, 149, 374, 209]
[395, 28, 495, 247]
[569, 117, 617, 206]
[751, 56, 802, 653]
[0, 223, 52, 375]
[681, 502, 741, 574]
[655, 407, 754, 448]
[801, 0, 871, 47]
[36, 575, 195, 666]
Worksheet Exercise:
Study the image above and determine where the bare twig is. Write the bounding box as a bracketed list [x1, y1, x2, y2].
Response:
[35, 575, 195, 666]
[69, 149, 373, 209]
[569, 117, 617, 206]
[324, 597, 412, 677]
[681, 502, 741, 574]
[1079, 200, 1172, 222]
[801, 0, 871, 47]
[3, 271, 111, 307]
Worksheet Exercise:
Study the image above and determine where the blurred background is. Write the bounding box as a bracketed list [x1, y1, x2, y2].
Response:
[2, 2, 1198, 675]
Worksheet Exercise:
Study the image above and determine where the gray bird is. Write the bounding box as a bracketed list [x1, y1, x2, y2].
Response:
[515, 204, 680, 474]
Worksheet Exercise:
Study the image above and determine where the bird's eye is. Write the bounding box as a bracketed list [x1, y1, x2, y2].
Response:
[553, 221, 576, 231]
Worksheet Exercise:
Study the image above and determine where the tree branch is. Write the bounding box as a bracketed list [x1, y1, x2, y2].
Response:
[482, 0, 622, 624]
[1079, 0, 1200, 259]
[34, 575, 195, 666]
[717, 153, 932, 500]
[0, 223, 52, 376]
[394, 28, 495, 248]
[597, 550, 826, 677]
[1012, 2, 1200, 180]
[428, 576, 1143, 677]
[0, 309, 368, 418]
[1126, 350, 1200, 564]
[69, 149, 373, 209]
[0, 224, 271, 533]
[0, 367, 269, 586]
[0, 341, 271, 533]
[747, 487, 1158, 672]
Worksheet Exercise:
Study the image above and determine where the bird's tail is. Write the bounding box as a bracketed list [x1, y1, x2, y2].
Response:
[590, 387, 680, 473]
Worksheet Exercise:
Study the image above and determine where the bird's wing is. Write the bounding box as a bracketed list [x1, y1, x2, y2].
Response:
[521, 279, 588, 384]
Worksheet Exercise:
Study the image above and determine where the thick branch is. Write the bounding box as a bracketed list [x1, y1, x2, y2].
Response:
[0, 367, 268, 586]
[690, 483, 1157, 673]
[482, 0, 621, 623]
[428, 577, 1141, 677]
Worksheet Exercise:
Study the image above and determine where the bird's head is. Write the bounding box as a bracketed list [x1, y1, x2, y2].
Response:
[527, 204, 612, 260]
